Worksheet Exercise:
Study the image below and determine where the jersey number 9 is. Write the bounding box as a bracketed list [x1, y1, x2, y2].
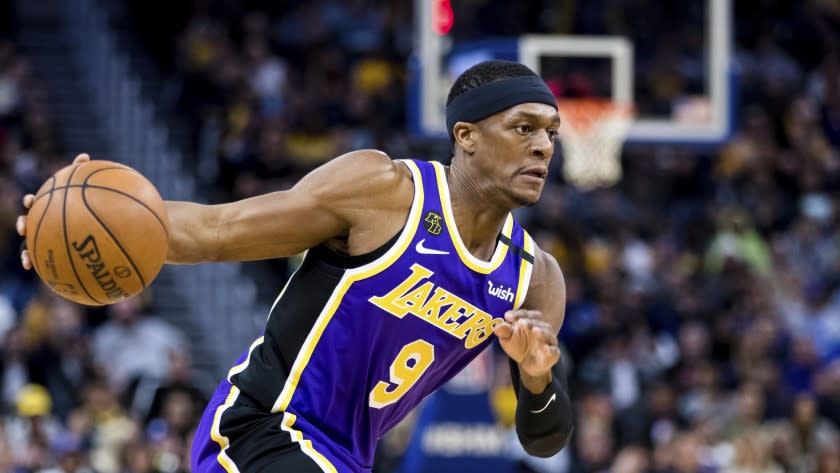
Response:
[369, 339, 435, 409]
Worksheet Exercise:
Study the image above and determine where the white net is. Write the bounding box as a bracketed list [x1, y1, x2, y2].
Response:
[557, 99, 634, 190]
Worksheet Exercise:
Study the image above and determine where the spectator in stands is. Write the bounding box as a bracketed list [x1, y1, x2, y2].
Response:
[92, 298, 188, 394]
[71, 379, 136, 473]
[766, 392, 838, 473]
[721, 382, 767, 441]
[608, 446, 651, 473]
[36, 432, 94, 473]
[244, 34, 287, 119]
[26, 299, 97, 420]
[139, 350, 205, 430]
[568, 415, 614, 473]
[724, 429, 783, 473]
[668, 431, 713, 473]
[4, 384, 61, 470]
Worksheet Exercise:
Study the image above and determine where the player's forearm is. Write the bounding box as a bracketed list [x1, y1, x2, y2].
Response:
[510, 359, 573, 457]
[164, 201, 222, 264]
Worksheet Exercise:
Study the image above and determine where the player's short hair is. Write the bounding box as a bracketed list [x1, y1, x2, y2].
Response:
[446, 60, 541, 106]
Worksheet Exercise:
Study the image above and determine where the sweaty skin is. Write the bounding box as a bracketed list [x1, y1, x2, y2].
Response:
[17, 103, 565, 399]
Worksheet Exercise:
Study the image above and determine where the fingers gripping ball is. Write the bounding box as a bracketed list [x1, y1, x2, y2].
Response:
[25, 161, 169, 306]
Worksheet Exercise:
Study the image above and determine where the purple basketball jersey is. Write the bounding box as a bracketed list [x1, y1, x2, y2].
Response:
[198, 160, 535, 473]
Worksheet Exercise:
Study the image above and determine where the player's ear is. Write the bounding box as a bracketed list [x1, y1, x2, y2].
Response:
[452, 122, 478, 155]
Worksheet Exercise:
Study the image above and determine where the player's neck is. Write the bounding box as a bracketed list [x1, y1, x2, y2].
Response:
[445, 164, 509, 258]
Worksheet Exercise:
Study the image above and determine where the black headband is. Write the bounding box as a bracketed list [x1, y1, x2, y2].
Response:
[445, 76, 557, 140]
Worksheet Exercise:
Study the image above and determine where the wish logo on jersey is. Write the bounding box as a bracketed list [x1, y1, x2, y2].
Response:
[486, 281, 514, 302]
[369, 263, 504, 349]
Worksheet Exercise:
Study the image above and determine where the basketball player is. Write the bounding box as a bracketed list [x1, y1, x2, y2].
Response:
[17, 60, 573, 472]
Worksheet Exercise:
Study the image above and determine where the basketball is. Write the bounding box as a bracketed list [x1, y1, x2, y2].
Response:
[25, 160, 169, 306]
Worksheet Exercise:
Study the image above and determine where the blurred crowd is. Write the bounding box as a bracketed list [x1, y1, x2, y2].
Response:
[130, 0, 415, 200]
[2, 0, 840, 472]
[1, 29, 201, 473]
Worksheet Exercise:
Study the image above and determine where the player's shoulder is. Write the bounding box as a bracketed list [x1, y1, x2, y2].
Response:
[305, 149, 414, 212]
[320, 149, 412, 191]
[328, 149, 409, 177]
[528, 244, 565, 292]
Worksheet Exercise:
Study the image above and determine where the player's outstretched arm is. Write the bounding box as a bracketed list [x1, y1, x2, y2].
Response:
[16, 151, 412, 268]
[165, 149, 412, 264]
[493, 249, 573, 457]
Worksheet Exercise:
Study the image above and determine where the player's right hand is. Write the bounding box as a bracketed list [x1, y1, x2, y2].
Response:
[16, 153, 91, 270]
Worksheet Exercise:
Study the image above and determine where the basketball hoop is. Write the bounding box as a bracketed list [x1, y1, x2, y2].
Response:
[556, 98, 635, 190]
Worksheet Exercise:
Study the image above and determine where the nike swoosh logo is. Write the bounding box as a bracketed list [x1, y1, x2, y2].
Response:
[416, 239, 449, 255]
[529, 393, 556, 414]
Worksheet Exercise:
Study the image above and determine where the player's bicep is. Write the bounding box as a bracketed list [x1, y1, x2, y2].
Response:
[213, 187, 346, 261]
[209, 149, 405, 262]
[522, 248, 566, 334]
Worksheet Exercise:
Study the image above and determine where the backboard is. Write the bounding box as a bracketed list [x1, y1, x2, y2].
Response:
[409, 0, 735, 144]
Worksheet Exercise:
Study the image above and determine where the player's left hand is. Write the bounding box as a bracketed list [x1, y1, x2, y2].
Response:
[493, 309, 560, 379]
[17, 153, 90, 270]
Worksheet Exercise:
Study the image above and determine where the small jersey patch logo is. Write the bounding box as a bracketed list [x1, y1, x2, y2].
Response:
[423, 211, 443, 236]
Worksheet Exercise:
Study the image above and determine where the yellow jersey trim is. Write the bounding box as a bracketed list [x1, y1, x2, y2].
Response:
[210, 385, 241, 473]
[281, 413, 338, 473]
[226, 336, 265, 382]
[513, 230, 535, 310]
[431, 161, 512, 274]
